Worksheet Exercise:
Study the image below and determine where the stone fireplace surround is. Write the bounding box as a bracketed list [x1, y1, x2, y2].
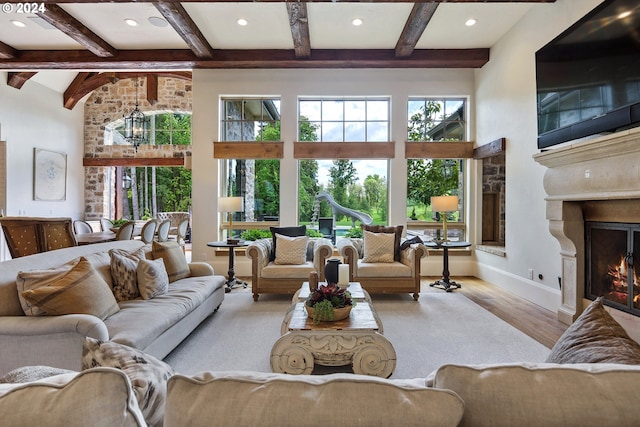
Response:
[534, 126, 640, 341]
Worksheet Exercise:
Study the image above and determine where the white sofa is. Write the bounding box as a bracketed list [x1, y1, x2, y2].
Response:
[3, 363, 640, 427]
[0, 240, 226, 375]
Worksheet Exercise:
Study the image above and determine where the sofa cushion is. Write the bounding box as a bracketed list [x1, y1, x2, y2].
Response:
[0, 367, 146, 427]
[362, 230, 395, 263]
[261, 262, 316, 279]
[137, 258, 169, 300]
[274, 234, 309, 265]
[432, 362, 640, 427]
[269, 225, 306, 261]
[362, 224, 403, 261]
[545, 297, 640, 364]
[109, 250, 141, 302]
[165, 371, 464, 427]
[106, 275, 222, 351]
[82, 337, 174, 427]
[357, 261, 412, 278]
[20, 257, 120, 320]
[151, 241, 190, 282]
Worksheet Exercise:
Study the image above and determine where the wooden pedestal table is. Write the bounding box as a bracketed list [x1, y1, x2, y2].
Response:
[271, 301, 396, 378]
[424, 241, 471, 292]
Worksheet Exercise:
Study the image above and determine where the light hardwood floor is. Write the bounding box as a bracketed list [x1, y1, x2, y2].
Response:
[423, 276, 568, 349]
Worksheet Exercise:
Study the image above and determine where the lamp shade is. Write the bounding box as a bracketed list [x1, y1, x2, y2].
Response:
[431, 195, 459, 213]
[218, 196, 243, 213]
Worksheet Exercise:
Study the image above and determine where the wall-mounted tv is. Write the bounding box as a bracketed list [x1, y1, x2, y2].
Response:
[536, 0, 640, 149]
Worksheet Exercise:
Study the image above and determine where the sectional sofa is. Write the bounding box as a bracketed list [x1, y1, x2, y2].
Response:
[0, 240, 226, 375]
[2, 363, 640, 427]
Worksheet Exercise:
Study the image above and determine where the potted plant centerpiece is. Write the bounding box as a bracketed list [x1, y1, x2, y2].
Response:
[305, 283, 354, 324]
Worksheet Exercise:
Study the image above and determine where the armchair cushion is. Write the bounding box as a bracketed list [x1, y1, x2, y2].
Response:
[362, 224, 403, 261]
[362, 230, 395, 263]
[274, 234, 309, 265]
[269, 225, 307, 261]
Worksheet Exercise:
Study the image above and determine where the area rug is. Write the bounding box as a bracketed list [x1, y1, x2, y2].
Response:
[164, 289, 550, 379]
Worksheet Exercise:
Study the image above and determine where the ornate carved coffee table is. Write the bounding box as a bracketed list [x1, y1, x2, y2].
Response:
[271, 296, 396, 378]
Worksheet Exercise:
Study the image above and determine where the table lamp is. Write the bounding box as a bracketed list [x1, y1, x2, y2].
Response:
[218, 196, 243, 244]
[431, 195, 458, 242]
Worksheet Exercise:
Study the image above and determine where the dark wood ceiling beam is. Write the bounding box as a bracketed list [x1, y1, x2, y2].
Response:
[395, 3, 438, 57]
[146, 74, 158, 105]
[0, 41, 18, 59]
[83, 157, 185, 167]
[22, 0, 556, 3]
[7, 72, 37, 89]
[286, 2, 311, 58]
[37, 4, 116, 57]
[153, 1, 215, 58]
[62, 71, 191, 110]
[0, 48, 489, 69]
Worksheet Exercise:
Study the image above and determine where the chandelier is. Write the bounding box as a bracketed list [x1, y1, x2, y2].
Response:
[124, 78, 149, 152]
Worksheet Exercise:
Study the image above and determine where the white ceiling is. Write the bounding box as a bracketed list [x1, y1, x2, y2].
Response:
[0, 2, 543, 93]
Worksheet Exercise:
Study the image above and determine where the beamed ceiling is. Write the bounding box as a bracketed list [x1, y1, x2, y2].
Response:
[0, 0, 556, 107]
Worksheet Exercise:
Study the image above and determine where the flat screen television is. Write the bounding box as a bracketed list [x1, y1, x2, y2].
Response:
[536, 0, 640, 149]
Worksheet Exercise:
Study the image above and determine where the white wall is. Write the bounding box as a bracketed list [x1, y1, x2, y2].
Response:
[0, 73, 85, 218]
[0, 73, 85, 260]
[191, 68, 475, 275]
[473, 0, 604, 311]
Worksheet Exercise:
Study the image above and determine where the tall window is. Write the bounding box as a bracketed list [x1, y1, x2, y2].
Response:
[407, 98, 467, 241]
[299, 98, 389, 141]
[298, 98, 390, 237]
[220, 98, 281, 236]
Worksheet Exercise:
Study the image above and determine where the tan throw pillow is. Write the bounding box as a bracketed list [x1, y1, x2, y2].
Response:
[20, 257, 120, 320]
[362, 230, 395, 263]
[109, 249, 140, 302]
[152, 241, 190, 282]
[362, 224, 404, 261]
[137, 258, 169, 300]
[274, 234, 309, 265]
[16, 258, 80, 316]
[545, 297, 640, 364]
[82, 337, 175, 427]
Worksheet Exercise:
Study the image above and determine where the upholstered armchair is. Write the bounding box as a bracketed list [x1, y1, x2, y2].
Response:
[337, 233, 427, 301]
[246, 237, 333, 301]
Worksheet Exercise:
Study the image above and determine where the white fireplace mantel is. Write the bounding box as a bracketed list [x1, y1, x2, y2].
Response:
[533, 126, 640, 325]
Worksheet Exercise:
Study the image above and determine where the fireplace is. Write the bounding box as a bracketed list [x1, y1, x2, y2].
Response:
[534, 126, 640, 331]
[586, 222, 640, 315]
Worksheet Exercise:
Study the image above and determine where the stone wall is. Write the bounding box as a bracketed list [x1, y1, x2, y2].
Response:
[83, 77, 192, 220]
[482, 153, 505, 244]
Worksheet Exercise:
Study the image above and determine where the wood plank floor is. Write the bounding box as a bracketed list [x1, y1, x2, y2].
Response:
[423, 276, 568, 349]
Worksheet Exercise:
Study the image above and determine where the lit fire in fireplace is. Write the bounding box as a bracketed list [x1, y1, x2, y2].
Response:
[606, 257, 639, 306]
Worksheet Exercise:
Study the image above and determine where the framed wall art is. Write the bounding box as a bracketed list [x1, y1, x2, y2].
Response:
[33, 148, 67, 201]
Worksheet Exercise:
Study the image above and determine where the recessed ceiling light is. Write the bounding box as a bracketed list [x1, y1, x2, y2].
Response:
[148, 16, 168, 28]
[618, 11, 631, 19]
[465, 18, 477, 27]
[352, 18, 363, 26]
[237, 18, 248, 26]
[124, 18, 139, 27]
[11, 20, 26, 28]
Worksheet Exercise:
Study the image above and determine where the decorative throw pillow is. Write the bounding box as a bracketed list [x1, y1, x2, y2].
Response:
[545, 297, 640, 364]
[274, 234, 309, 265]
[362, 224, 404, 261]
[20, 257, 120, 320]
[82, 337, 174, 427]
[137, 258, 169, 300]
[269, 225, 307, 261]
[16, 258, 80, 316]
[362, 230, 396, 263]
[109, 250, 141, 302]
[152, 241, 190, 282]
[0, 365, 75, 384]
